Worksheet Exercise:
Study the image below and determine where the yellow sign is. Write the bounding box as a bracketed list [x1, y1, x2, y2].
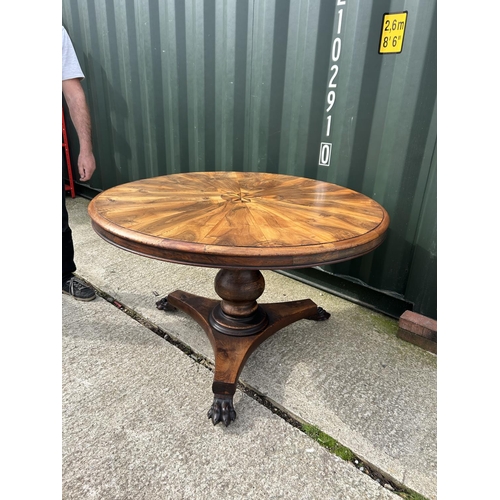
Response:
[379, 12, 408, 54]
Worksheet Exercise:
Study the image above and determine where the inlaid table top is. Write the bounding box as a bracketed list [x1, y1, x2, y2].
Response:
[88, 171, 390, 270]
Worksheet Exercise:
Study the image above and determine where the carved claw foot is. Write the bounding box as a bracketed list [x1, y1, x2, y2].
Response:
[207, 395, 236, 426]
[306, 306, 331, 321]
[155, 297, 177, 312]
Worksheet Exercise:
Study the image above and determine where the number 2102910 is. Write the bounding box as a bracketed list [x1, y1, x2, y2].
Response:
[319, 0, 346, 167]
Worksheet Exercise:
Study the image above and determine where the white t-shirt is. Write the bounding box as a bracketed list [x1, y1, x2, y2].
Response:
[62, 26, 84, 81]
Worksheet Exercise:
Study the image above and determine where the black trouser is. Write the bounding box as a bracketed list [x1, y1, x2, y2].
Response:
[62, 179, 76, 283]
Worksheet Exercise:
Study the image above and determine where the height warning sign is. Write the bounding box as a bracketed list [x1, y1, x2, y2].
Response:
[379, 12, 408, 54]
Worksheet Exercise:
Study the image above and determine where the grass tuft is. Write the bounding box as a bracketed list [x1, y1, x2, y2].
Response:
[301, 423, 430, 500]
[302, 423, 355, 461]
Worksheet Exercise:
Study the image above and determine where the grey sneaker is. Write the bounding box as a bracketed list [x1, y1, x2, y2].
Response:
[62, 276, 96, 301]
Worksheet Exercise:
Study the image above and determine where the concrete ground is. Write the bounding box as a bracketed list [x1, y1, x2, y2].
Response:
[62, 195, 437, 500]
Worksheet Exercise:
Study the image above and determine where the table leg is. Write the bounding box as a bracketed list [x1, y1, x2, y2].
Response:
[160, 269, 329, 426]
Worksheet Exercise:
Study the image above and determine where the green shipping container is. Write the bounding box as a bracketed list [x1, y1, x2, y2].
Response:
[63, 0, 437, 320]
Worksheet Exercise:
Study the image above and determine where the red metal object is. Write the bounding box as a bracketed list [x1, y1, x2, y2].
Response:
[62, 107, 76, 198]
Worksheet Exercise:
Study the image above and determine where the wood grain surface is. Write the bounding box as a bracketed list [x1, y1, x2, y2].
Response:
[88, 172, 390, 269]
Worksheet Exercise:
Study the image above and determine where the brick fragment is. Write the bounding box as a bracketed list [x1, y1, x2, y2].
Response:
[397, 310, 437, 354]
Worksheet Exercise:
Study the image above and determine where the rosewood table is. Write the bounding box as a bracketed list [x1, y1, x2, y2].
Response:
[88, 172, 389, 426]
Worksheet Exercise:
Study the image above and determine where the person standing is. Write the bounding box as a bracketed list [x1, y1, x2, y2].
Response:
[62, 26, 96, 300]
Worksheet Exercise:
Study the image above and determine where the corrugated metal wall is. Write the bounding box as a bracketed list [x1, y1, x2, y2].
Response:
[62, 0, 437, 319]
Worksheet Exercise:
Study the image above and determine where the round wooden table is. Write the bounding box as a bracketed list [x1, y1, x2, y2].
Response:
[88, 172, 390, 426]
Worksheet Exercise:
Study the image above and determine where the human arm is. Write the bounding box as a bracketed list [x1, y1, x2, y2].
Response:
[62, 78, 96, 182]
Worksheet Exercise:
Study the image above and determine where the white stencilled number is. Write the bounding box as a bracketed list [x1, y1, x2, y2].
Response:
[329, 65, 338, 88]
[319, 142, 332, 166]
[319, 2, 346, 165]
[331, 37, 341, 61]
[326, 91, 336, 112]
